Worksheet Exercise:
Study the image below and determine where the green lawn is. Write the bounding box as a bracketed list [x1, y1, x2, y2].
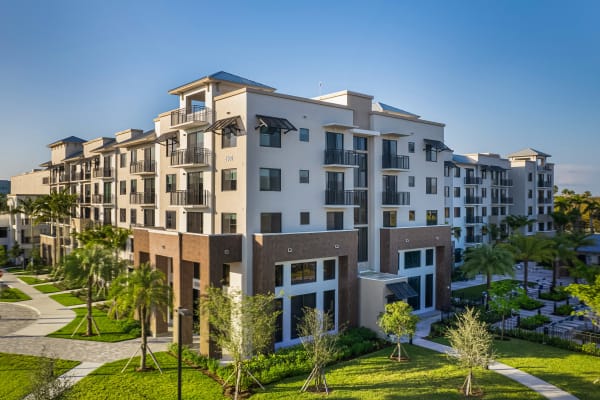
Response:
[18, 276, 46, 285]
[0, 287, 32, 302]
[63, 352, 226, 400]
[48, 306, 140, 342]
[452, 279, 536, 300]
[33, 283, 62, 293]
[50, 292, 86, 306]
[251, 345, 544, 400]
[0, 353, 79, 400]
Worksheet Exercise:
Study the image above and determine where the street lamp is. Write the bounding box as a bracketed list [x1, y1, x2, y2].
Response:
[177, 307, 192, 400]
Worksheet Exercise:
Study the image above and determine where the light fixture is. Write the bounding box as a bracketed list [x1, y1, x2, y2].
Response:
[287, 248, 293, 253]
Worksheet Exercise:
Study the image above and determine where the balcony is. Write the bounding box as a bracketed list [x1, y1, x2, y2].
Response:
[170, 105, 210, 129]
[169, 190, 210, 207]
[92, 168, 113, 179]
[538, 196, 553, 204]
[325, 190, 364, 206]
[323, 149, 359, 167]
[130, 192, 156, 205]
[537, 180, 553, 188]
[542, 164, 553, 171]
[464, 196, 482, 205]
[79, 195, 91, 204]
[465, 235, 483, 244]
[464, 177, 482, 185]
[59, 173, 71, 183]
[381, 191, 410, 206]
[465, 216, 484, 224]
[499, 179, 513, 186]
[91, 194, 114, 204]
[130, 160, 156, 174]
[382, 155, 410, 170]
[170, 147, 211, 167]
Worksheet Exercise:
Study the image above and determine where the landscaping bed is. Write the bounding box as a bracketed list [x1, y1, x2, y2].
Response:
[539, 289, 569, 302]
[33, 283, 62, 294]
[49, 292, 86, 306]
[48, 306, 140, 342]
[553, 304, 574, 316]
[18, 276, 46, 285]
[518, 314, 550, 330]
[0, 287, 32, 302]
[516, 296, 544, 311]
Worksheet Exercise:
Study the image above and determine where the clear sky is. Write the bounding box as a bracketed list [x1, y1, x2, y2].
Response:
[1, 0, 599, 193]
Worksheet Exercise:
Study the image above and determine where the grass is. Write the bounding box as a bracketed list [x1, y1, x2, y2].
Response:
[48, 306, 140, 342]
[18, 275, 46, 285]
[33, 283, 62, 293]
[63, 352, 227, 400]
[50, 292, 85, 306]
[251, 345, 544, 400]
[0, 287, 32, 302]
[452, 279, 535, 300]
[0, 352, 79, 400]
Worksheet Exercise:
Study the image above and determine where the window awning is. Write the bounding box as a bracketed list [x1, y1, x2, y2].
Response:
[256, 115, 297, 134]
[444, 160, 457, 168]
[386, 282, 418, 300]
[423, 139, 451, 152]
[488, 165, 506, 172]
[155, 131, 178, 143]
[206, 116, 244, 135]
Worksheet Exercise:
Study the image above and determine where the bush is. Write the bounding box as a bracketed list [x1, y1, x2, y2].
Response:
[517, 296, 544, 310]
[0, 288, 23, 300]
[493, 327, 600, 357]
[539, 290, 569, 302]
[519, 314, 550, 330]
[553, 304, 574, 316]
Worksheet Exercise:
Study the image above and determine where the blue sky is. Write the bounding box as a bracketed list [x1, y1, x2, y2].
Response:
[1, 0, 599, 193]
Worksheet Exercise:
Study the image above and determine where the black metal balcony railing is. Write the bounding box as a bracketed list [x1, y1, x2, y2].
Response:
[381, 191, 410, 206]
[499, 179, 513, 186]
[130, 160, 156, 174]
[325, 190, 364, 206]
[170, 147, 211, 166]
[59, 173, 71, 182]
[464, 177, 482, 185]
[169, 190, 209, 207]
[538, 197, 553, 204]
[537, 180, 553, 188]
[465, 216, 484, 224]
[466, 235, 483, 244]
[464, 196, 482, 204]
[542, 164, 553, 171]
[130, 192, 156, 205]
[170, 105, 209, 126]
[92, 168, 113, 178]
[324, 149, 359, 166]
[382, 154, 410, 170]
[500, 196, 513, 204]
[79, 195, 91, 204]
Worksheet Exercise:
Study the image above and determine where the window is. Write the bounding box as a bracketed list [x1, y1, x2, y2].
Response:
[425, 274, 434, 308]
[528, 172, 533, 182]
[166, 138, 178, 157]
[358, 227, 368, 262]
[260, 213, 282, 233]
[299, 170, 309, 184]
[426, 210, 438, 225]
[547, 206, 552, 214]
[130, 209, 137, 225]
[326, 132, 343, 150]
[119, 181, 126, 195]
[323, 290, 336, 326]
[299, 128, 309, 142]
[120, 153, 127, 168]
[165, 211, 176, 229]
[260, 126, 281, 148]
[425, 144, 437, 162]
[454, 187, 460, 198]
[130, 179, 137, 194]
[275, 264, 283, 287]
[260, 168, 281, 191]
[425, 249, 434, 266]
[354, 153, 367, 187]
[482, 207, 487, 217]
[222, 264, 230, 286]
[291, 293, 316, 338]
[222, 169, 237, 191]
[409, 176, 415, 187]
[404, 251, 421, 269]
[547, 221, 553, 231]
[323, 259, 336, 280]
[187, 212, 203, 233]
[0, 228, 7, 238]
[300, 212, 310, 225]
[426, 177, 437, 194]
[454, 207, 461, 218]
[409, 210, 415, 221]
[538, 206, 544, 215]
[528, 190, 533, 199]
[104, 208, 112, 225]
[274, 298, 283, 343]
[130, 150, 137, 164]
[528, 224, 533, 233]
[454, 167, 461, 178]
[407, 276, 421, 310]
[444, 186, 450, 198]
[482, 170, 487, 179]
[291, 262, 316, 285]
[143, 209, 154, 227]
[327, 211, 344, 230]
[166, 174, 176, 193]
[222, 130, 237, 148]
[481, 188, 487, 198]
[538, 222, 544, 232]
[222, 213, 237, 233]
[119, 208, 126, 223]
[444, 164, 451, 177]
[353, 136, 367, 151]
[492, 207, 499, 216]
[383, 210, 397, 227]
[408, 142, 415, 153]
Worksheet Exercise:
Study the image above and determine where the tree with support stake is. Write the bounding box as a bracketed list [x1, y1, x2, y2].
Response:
[201, 287, 280, 400]
[377, 300, 418, 362]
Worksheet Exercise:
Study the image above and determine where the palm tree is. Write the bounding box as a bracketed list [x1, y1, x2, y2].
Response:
[502, 234, 551, 293]
[11, 197, 42, 255]
[503, 215, 536, 236]
[109, 263, 171, 371]
[75, 225, 131, 262]
[545, 234, 578, 291]
[60, 243, 121, 336]
[461, 244, 515, 290]
[37, 190, 77, 266]
[583, 198, 600, 233]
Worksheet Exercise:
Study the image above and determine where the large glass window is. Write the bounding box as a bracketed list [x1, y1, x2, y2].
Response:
[383, 211, 397, 227]
[425, 249, 434, 266]
[275, 264, 283, 287]
[274, 298, 283, 343]
[260, 126, 281, 148]
[291, 293, 316, 339]
[408, 276, 421, 310]
[404, 251, 421, 269]
[130, 209, 137, 225]
[299, 170, 309, 184]
[358, 227, 368, 262]
[425, 144, 437, 162]
[323, 259, 336, 280]
[300, 212, 310, 225]
[166, 174, 176, 193]
[222, 169, 237, 191]
[222, 130, 237, 148]
[260, 168, 281, 191]
[260, 213, 282, 233]
[119, 180, 126, 195]
[222, 213, 237, 233]
[425, 274, 434, 308]
[291, 262, 317, 285]
[165, 211, 176, 229]
[426, 210, 438, 225]
[326, 132, 343, 150]
[353, 136, 367, 151]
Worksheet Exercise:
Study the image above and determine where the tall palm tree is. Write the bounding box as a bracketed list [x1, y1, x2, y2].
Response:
[45, 190, 77, 266]
[109, 263, 171, 371]
[503, 215, 536, 236]
[461, 244, 515, 290]
[502, 234, 551, 293]
[583, 198, 600, 233]
[75, 225, 131, 262]
[545, 233, 578, 291]
[11, 197, 42, 254]
[59, 243, 121, 336]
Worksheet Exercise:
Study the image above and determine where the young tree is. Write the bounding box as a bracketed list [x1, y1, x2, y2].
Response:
[377, 301, 418, 361]
[109, 263, 171, 371]
[502, 234, 551, 293]
[28, 247, 44, 275]
[567, 274, 600, 328]
[488, 281, 523, 340]
[461, 244, 515, 290]
[201, 287, 281, 400]
[27, 352, 72, 400]
[298, 308, 338, 393]
[58, 243, 122, 336]
[446, 308, 494, 397]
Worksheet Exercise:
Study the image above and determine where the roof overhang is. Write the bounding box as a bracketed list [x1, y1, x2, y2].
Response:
[322, 122, 359, 130]
[351, 128, 380, 137]
[387, 282, 418, 300]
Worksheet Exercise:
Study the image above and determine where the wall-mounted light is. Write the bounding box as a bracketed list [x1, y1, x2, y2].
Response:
[405, 239, 410, 243]
[224, 249, 230, 255]
[287, 248, 293, 253]
[334, 244, 340, 249]
[435, 236, 439, 240]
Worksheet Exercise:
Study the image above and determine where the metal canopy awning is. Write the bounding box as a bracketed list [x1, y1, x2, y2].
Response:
[155, 131, 178, 143]
[488, 165, 506, 172]
[206, 116, 244, 135]
[423, 138, 451, 152]
[444, 160, 457, 168]
[256, 114, 297, 134]
[386, 282, 418, 300]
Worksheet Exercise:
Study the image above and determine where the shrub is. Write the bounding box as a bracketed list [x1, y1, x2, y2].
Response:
[539, 290, 569, 302]
[517, 296, 544, 310]
[553, 304, 574, 316]
[519, 314, 550, 330]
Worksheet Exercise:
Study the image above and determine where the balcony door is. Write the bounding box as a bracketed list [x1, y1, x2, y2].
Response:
[326, 172, 344, 192]
[383, 175, 397, 192]
[187, 172, 203, 194]
[326, 132, 343, 150]
[188, 131, 204, 150]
